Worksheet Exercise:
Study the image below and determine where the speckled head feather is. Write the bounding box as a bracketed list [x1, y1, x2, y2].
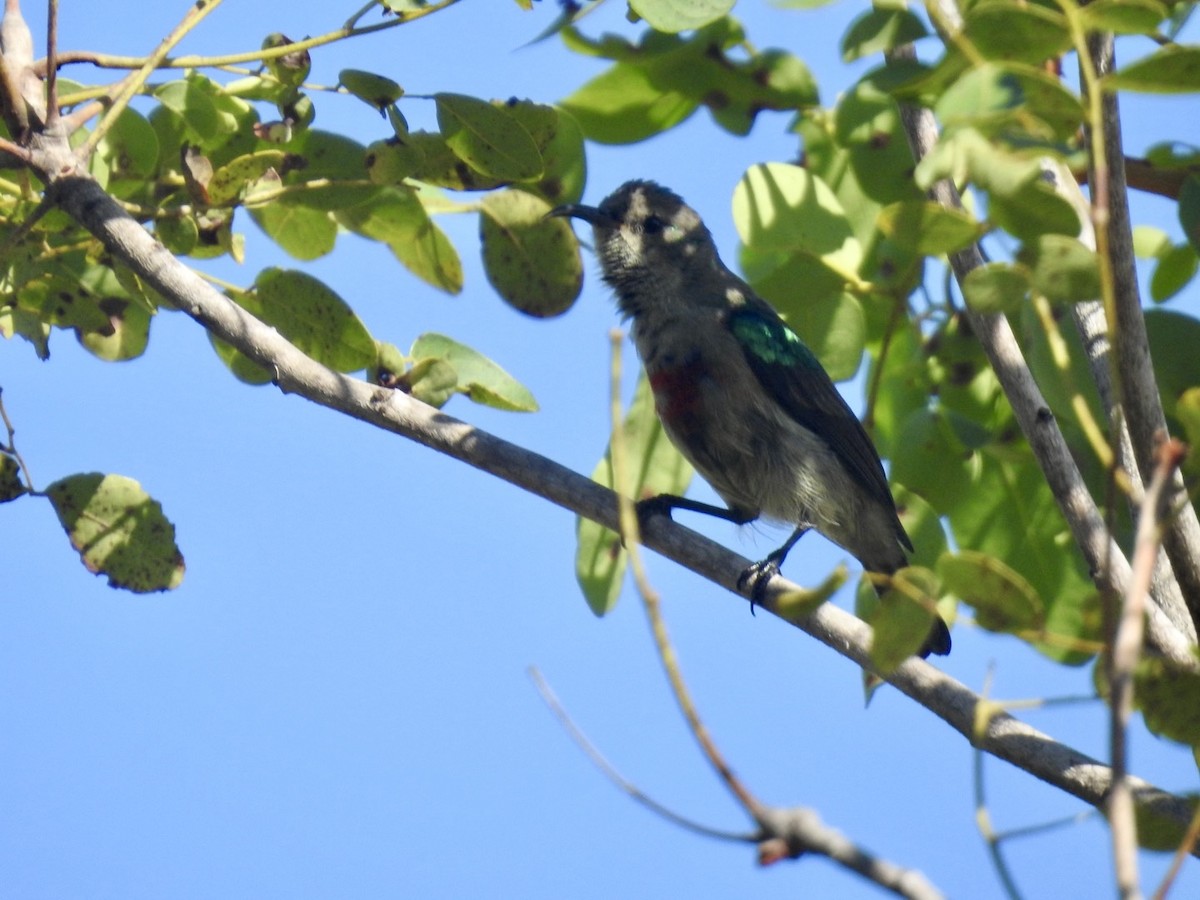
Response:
[552, 181, 717, 318]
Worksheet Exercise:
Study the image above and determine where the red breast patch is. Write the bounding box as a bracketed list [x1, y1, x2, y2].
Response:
[648, 357, 707, 427]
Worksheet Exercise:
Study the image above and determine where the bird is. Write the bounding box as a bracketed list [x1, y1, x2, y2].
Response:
[550, 180, 951, 659]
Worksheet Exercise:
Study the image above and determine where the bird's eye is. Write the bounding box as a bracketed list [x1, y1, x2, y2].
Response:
[642, 215, 666, 235]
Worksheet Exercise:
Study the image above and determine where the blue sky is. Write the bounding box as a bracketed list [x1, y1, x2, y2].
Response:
[4, 1, 1200, 897]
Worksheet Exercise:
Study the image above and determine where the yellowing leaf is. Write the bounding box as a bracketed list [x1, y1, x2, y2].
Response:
[46, 473, 185, 592]
[410, 333, 538, 412]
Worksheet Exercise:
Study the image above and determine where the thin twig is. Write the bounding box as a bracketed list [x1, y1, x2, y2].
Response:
[1151, 801, 1200, 900]
[79, 0, 227, 160]
[0, 386, 35, 489]
[973, 668, 1026, 900]
[527, 666, 755, 844]
[43, 0, 56, 128]
[0, 133, 32, 163]
[56, 98, 103, 134]
[606, 330, 767, 821]
[50, 0, 462, 74]
[1109, 438, 1187, 899]
[344, 0, 381, 31]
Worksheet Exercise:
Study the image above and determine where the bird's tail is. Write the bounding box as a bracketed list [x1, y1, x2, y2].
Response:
[920, 614, 952, 658]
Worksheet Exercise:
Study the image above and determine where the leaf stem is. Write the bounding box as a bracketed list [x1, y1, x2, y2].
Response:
[53, 0, 462, 74]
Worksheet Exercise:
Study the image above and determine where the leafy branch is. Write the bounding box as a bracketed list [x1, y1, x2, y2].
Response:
[20, 133, 1196, 849]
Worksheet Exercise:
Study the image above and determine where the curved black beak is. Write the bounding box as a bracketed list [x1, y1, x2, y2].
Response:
[545, 203, 616, 226]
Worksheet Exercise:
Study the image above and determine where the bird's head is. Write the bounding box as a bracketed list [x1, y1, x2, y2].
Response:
[549, 180, 717, 315]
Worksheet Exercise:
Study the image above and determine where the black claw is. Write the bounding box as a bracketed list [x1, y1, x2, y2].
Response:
[737, 558, 781, 615]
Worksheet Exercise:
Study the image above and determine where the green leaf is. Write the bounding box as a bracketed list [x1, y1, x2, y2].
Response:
[402, 357, 459, 408]
[1175, 387, 1200, 450]
[410, 333, 538, 412]
[335, 188, 463, 293]
[1146, 309, 1200, 403]
[246, 187, 338, 261]
[78, 298, 151, 361]
[867, 566, 942, 673]
[339, 69, 404, 112]
[560, 23, 815, 143]
[775, 566, 849, 624]
[398, 131, 508, 191]
[479, 190, 582, 318]
[1150, 243, 1198, 302]
[492, 99, 558, 153]
[365, 137, 425, 186]
[877, 200, 983, 255]
[869, 323, 931, 458]
[962, 262, 1030, 314]
[1017, 235, 1102, 303]
[45, 473, 185, 592]
[833, 80, 924, 206]
[242, 269, 375, 372]
[628, 0, 735, 32]
[1134, 794, 1200, 852]
[1132, 224, 1171, 259]
[0, 452, 26, 502]
[963, 0, 1072, 65]
[734, 162, 863, 300]
[1106, 45, 1200, 93]
[511, 104, 587, 206]
[95, 108, 159, 182]
[935, 62, 1084, 142]
[154, 78, 220, 144]
[896, 397, 1097, 663]
[576, 375, 692, 615]
[559, 59, 698, 144]
[783, 291, 866, 383]
[262, 33, 311, 89]
[1145, 141, 1200, 169]
[893, 487, 950, 567]
[207, 150, 288, 206]
[841, 7, 928, 62]
[989, 176, 1083, 241]
[1080, 0, 1170, 34]
[1135, 657, 1200, 747]
[938, 550, 1044, 633]
[435, 92, 543, 181]
[284, 130, 367, 182]
[208, 331, 272, 385]
[1180, 175, 1200, 252]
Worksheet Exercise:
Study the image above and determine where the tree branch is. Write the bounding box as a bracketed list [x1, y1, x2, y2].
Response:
[531, 665, 943, 899]
[26, 139, 1198, 852]
[884, 37, 1194, 664]
[1046, 159, 1195, 641]
[1081, 32, 1200, 631]
[1110, 439, 1187, 897]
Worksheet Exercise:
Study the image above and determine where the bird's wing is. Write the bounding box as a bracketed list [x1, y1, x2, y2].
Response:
[726, 300, 903, 525]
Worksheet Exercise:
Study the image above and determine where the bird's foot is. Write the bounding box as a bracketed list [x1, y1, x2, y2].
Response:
[737, 557, 782, 616]
[614, 496, 677, 549]
[635, 494, 677, 525]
